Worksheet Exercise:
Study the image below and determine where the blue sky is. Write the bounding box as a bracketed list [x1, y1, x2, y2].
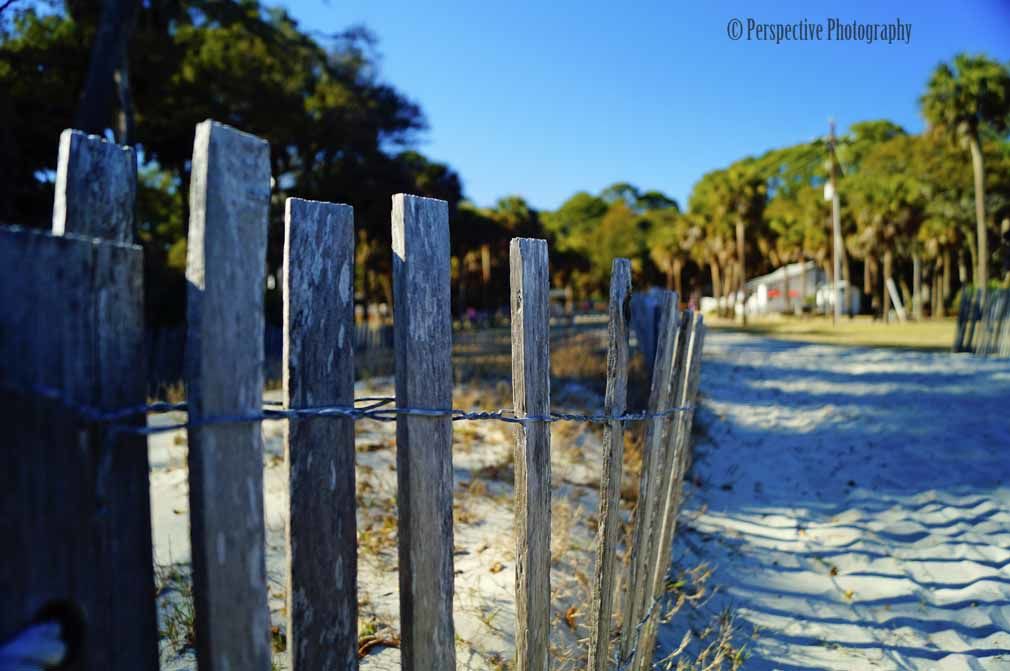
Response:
[281, 0, 1010, 211]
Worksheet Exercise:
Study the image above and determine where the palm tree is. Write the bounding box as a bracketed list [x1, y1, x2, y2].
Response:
[647, 209, 698, 297]
[695, 161, 766, 321]
[921, 54, 1010, 290]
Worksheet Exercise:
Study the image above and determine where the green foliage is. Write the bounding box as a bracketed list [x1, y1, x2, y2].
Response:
[921, 53, 1010, 140]
[3, 11, 1009, 319]
[1, 1, 463, 320]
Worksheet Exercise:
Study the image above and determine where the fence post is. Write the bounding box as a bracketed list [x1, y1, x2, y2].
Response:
[634, 312, 706, 670]
[510, 237, 552, 671]
[283, 198, 358, 669]
[677, 314, 706, 477]
[0, 128, 156, 668]
[185, 120, 272, 671]
[965, 290, 981, 353]
[953, 287, 970, 352]
[631, 288, 664, 380]
[588, 258, 632, 671]
[620, 291, 679, 663]
[629, 307, 689, 671]
[997, 291, 1005, 359]
[52, 129, 137, 242]
[391, 194, 457, 670]
[0, 227, 155, 670]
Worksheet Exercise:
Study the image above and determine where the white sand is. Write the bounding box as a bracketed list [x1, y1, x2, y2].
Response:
[149, 330, 1010, 670]
[149, 378, 615, 670]
[660, 331, 1010, 670]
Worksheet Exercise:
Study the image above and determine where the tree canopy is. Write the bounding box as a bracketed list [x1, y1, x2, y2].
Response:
[2, 9, 1008, 321]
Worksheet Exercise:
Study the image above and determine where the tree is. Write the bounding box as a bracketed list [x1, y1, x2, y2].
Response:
[921, 53, 1010, 289]
[689, 160, 766, 319]
[541, 191, 607, 257]
[688, 170, 736, 314]
[589, 200, 652, 288]
[647, 207, 696, 296]
[847, 134, 928, 318]
[1, 2, 461, 319]
[70, 0, 140, 141]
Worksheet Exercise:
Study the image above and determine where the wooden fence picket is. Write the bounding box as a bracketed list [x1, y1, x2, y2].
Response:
[52, 129, 137, 242]
[391, 194, 457, 670]
[953, 287, 970, 352]
[588, 258, 633, 671]
[0, 226, 156, 671]
[965, 290, 981, 352]
[283, 198, 358, 669]
[621, 291, 679, 663]
[185, 120, 273, 671]
[510, 237, 552, 671]
[630, 287, 665, 380]
[0, 127, 155, 669]
[634, 312, 706, 669]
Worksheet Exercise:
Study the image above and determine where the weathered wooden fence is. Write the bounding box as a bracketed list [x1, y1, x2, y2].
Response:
[953, 287, 1010, 358]
[0, 123, 705, 671]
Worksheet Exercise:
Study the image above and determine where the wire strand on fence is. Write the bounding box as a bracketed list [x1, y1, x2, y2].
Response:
[2, 380, 694, 439]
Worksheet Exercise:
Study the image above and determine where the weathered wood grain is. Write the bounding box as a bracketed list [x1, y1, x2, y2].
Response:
[283, 198, 358, 670]
[52, 129, 136, 242]
[587, 258, 632, 671]
[185, 120, 272, 671]
[510, 237, 552, 671]
[0, 227, 156, 671]
[630, 288, 665, 381]
[964, 290, 980, 351]
[620, 291, 679, 663]
[391, 194, 457, 671]
[674, 314, 705, 508]
[633, 311, 704, 671]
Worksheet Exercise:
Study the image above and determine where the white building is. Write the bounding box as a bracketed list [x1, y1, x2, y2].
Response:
[700, 261, 863, 316]
[743, 261, 825, 315]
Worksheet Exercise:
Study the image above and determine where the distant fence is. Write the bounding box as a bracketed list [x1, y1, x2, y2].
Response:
[953, 287, 1010, 357]
[145, 318, 611, 392]
[146, 323, 390, 391]
[0, 124, 705, 671]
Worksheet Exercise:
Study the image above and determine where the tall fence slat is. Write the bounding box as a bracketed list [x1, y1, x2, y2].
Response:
[52, 129, 136, 242]
[635, 312, 706, 670]
[629, 308, 689, 671]
[965, 290, 981, 352]
[283, 198, 358, 669]
[621, 291, 679, 663]
[510, 237, 552, 671]
[392, 194, 457, 670]
[630, 287, 665, 381]
[1000, 293, 1010, 357]
[0, 227, 156, 670]
[953, 287, 971, 352]
[185, 120, 272, 671]
[588, 258, 632, 671]
[676, 314, 706, 477]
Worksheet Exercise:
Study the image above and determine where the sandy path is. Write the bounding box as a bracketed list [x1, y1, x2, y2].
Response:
[662, 331, 1010, 670]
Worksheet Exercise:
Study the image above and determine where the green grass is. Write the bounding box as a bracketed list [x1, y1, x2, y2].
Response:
[706, 314, 957, 351]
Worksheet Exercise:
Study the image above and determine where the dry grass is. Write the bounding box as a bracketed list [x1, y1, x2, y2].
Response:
[649, 564, 748, 671]
[707, 314, 956, 351]
[156, 562, 196, 656]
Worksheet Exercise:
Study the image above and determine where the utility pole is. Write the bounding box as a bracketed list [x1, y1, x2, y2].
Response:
[828, 119, 842, 326]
